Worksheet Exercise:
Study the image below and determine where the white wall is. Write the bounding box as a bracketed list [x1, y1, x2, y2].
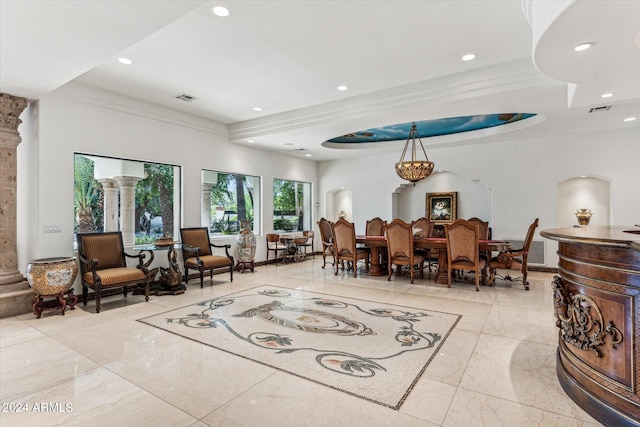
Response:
[15, 83, 318, 283]
[319, 127, 640, 267]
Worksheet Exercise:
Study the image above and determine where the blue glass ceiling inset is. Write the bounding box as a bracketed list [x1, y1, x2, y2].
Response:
[326, 113, 536, 144]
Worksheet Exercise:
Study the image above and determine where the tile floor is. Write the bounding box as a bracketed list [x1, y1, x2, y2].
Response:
[0, 260, 603, 426]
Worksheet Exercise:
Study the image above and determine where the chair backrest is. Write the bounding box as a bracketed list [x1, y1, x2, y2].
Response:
[303, 230, 314, 242]
[180, 227, 212, 257]
[366, 217, 385, 236]
[412, 217, 433, 238]
[445, 219, 479, 265]
[385, 219, 414, 262]
[521, 218, 540, 252]
[317, 218, 333, 244]
[76, 232, 126, 270]
[332, 218, 357, 258]
[467, 217, 489, 240]
[266, 233, 280, 244]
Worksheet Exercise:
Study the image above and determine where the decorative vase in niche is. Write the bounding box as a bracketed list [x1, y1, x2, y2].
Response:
[575, 209, 593, 226]
[235, 221, 256, 273]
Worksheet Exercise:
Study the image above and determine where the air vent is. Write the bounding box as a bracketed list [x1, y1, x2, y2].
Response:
[588, 105, 611, 113]
[175, 94, 198, 102]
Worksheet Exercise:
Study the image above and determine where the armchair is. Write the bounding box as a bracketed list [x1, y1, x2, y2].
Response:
[488, 218, 539, 290]
[412, 217, 436, 271]
[180, 227, 234, 288]
[76, 231, 150, 313]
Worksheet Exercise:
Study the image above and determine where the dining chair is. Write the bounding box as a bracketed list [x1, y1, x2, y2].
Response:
[265, 233, 287, 266]
[299, 230, 314, 259]
[317, 218, 335, 268]
[467, 217, 491, 264]
[180, 227, 234, 287]
[412, 217, 436, 271]
[385, 218, 425, 284]
[76, 231, 151, 313]
[444, 219, 486, 291]
[331, 218, 370, 277]
[366, 217, 387, 266]
[488, 218, 539, 290]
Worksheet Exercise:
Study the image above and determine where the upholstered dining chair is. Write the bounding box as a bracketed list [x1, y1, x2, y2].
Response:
[317, 218, 335, 269]
[412, 217, 436, 271]
[444, 219, 486, 291]
[385, 219, 425, 284]
[76, 231, 151, 313]
[366, 216, 387, 266]
[180, 227, 234, 287]
[467, 217, 490, 263]
[331, 218, 370, 277]
[488, 218, 539, 290]
[265, 233, 287, 265]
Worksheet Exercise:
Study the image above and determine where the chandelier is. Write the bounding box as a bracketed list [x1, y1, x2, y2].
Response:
[395, 122, 434, 184]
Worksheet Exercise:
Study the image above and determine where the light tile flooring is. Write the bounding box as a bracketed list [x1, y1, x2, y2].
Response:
[1, 260, 603, 426]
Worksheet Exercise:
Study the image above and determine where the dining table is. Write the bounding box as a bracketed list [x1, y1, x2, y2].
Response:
[355, 235, 511, 284]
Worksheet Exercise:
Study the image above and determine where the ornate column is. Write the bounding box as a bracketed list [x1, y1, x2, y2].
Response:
[99, 178, 119, 232]
[0, 93, 34, 317]
[114, 176, 140, 246]
[0, 93, 28, 286]
[201, 183, 214, 229]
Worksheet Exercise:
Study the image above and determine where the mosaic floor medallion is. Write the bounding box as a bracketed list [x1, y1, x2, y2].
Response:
[138, 285, 461, 409]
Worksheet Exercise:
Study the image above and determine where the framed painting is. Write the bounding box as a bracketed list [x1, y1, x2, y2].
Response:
[426, 192, 457, 224]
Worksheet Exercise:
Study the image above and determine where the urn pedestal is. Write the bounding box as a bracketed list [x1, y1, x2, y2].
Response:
[26, 257, 79, 318]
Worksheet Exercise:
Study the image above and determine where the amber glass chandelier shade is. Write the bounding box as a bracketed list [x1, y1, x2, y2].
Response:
[395, 122, 434, 183]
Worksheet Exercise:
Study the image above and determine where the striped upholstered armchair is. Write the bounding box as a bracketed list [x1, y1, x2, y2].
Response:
[180, 227, 234, 288]
[76, 231, 150, 313]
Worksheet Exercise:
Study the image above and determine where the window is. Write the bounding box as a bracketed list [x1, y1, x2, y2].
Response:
[203, 170, 261, 237]
[273, 179, 311, 232]
[73, 153, 181, 245]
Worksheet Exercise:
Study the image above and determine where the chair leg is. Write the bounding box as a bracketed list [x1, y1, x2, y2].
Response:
[199, 267, 205, 288]
[95, 287, 102, 313]
[523, 269, 529, 291]
[475, 270, 480, 291]
[184, 267, 190, 285]
[82, 285, 88, 306]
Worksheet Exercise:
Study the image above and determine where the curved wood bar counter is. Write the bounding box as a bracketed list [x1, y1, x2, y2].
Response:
[541, 226, 640, 426]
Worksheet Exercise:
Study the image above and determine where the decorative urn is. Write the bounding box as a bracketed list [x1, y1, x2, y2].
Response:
[235, 221, 256, 272]
[26, 257, 78, 296]
[575, 209, 593, 226]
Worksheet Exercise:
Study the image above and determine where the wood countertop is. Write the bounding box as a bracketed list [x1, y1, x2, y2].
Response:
[540, 225, 640, 250]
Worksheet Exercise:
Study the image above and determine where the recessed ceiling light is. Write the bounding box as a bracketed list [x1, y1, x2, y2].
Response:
[574, 43, 593, 52]
[305, 154, 312, 157]
[118, 57, 133, 65]
[212, 6, 230, 17]
[337, 85, 348, 91]
[253, 107, 262, 111]
[623, 117, 637, 122]
[462, 53, 476, 61]
[247, 139, 255, 143]
[601, 93, 613, 98]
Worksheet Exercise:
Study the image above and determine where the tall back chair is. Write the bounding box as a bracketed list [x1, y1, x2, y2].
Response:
[317, 218, 335, 268]
[488, 218, 539, 290]
[180, 227, 233, 287]
[385, 219, 425, 284]
[366, 217, 385, 236]
[331, 218, 370, 277]
[412, 217, 436, 271]
[467, 217, 490, 262]
[300, 230, 315, 258]
[445, 219, 486, 291]
[76, 231, 150, 313]
[265, 233, 287, 265]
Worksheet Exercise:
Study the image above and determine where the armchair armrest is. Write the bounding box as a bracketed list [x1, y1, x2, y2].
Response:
[124, 250, 149, 273]
[210, 242, 233, 259]
[495, 250, 528, 268]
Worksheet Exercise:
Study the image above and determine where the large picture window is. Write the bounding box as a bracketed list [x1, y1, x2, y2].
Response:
[202, 170, 261, 237]
[73, 153, 181, 245]
[273, 178, 311, 232]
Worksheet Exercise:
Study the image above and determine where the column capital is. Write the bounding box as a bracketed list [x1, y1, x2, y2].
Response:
[0, 93, 28, 132]
[114, 176, 141, 187]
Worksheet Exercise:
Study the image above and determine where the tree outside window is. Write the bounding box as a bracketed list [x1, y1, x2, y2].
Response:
[204, 170, 260, 237]
[273, 179, 311, 232]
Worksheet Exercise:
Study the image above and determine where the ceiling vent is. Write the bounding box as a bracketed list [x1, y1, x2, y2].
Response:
[588, 105, 612, 113]
[175, 93, 198, 102]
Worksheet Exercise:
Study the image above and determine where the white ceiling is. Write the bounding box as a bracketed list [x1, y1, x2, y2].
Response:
[1, 0, 639, 161]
